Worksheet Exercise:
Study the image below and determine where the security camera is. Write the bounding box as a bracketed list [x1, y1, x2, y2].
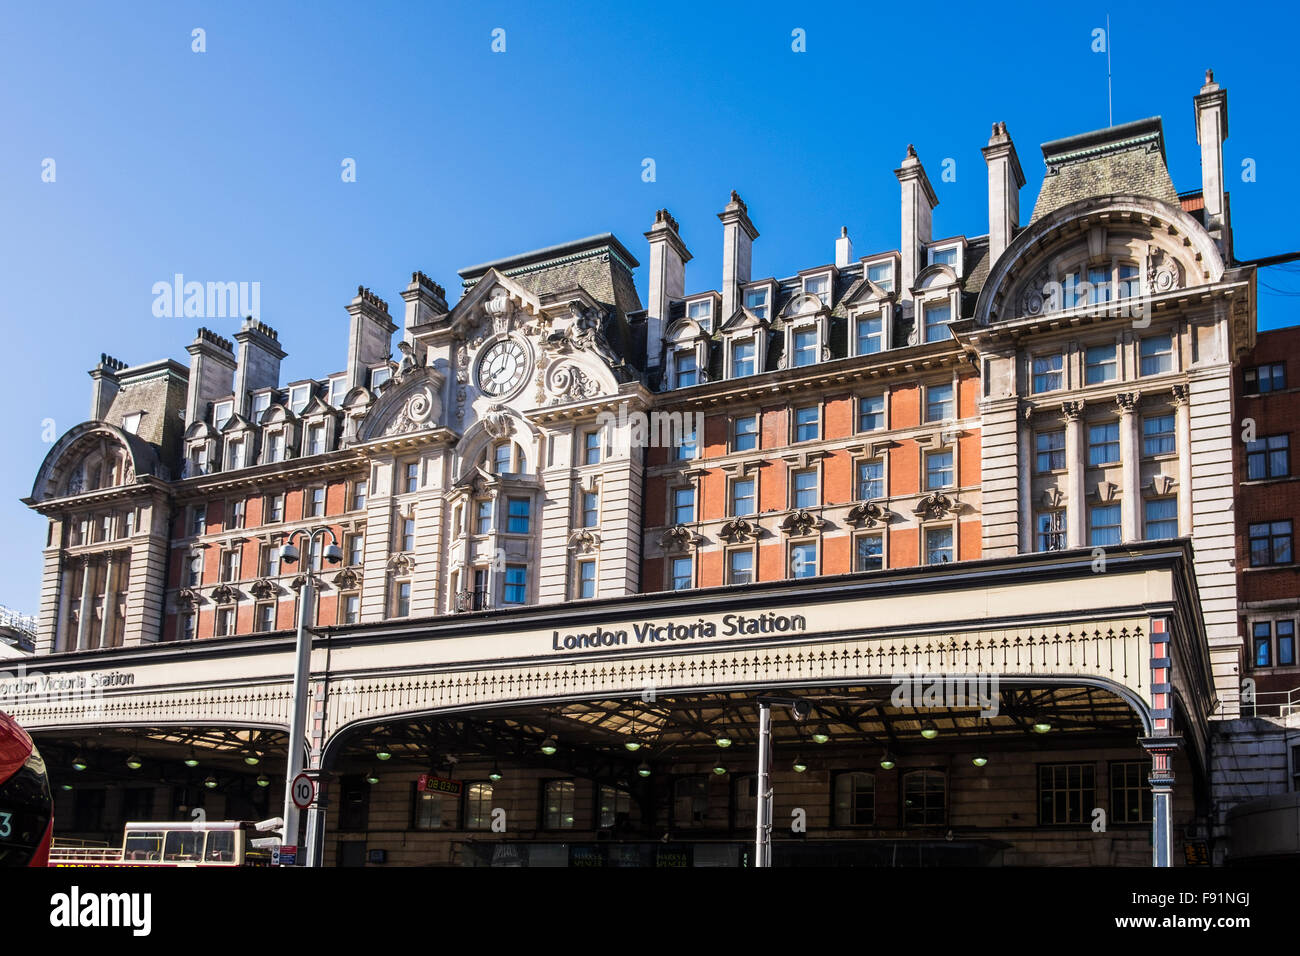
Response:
[280, 543, 300, 565]
[790, 700, 811, 721]
[324, 544, 343, 565]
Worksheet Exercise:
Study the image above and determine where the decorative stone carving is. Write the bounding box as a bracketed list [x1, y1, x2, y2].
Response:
[1146, 245, 1181, 295]
[249, 578, 279, 600]
[333, 567, 362, 589]
[485, 288, 514, 335]
[779, 510, 825, 536]
[1061, 400, 1086, 420]
[1019, 267, 1050, 317]
[383, 385, 439, 436]
[547, 363, 601, 404]
[1115, 392, 1141, 414]
[394, 340, 425, 383]
[659, 524, 702, 552]
[387, 553, 415, 574]
[1040, 487, 1066, 509]
[1095, 480, 1119, 502]
[913, 492, 959, 520]
[210, 583, 237, 604]
[482, 404, 514, 440]
[718, 518, 762, 543]
[566, 530, 601, 554]
[1171, 384, 1189, 406]
[1150, 475, 1176, 496]
[846, 501, 892, 528]
[176, 587, 200, 608]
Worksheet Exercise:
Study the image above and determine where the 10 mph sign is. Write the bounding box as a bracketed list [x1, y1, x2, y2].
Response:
[291, 773, 316, 810]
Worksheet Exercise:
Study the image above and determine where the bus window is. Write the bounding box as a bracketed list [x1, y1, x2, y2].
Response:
[124, 831, 163, 861]
[163, 830, 205, 862]
[205, 830, 235, 863]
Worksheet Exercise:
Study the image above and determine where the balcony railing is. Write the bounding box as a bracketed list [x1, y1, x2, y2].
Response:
[455, 589, 490, 613]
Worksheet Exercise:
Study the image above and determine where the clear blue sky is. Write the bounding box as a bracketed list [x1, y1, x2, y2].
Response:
[2, 1, 1297, 615]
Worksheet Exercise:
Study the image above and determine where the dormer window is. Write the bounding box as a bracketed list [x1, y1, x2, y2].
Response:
[792, 328, 818, 367]
[307, 424, 326, 456]
[370, 366, 391, 390]
[191, 445, 209, 476]
[866, 261, 894, 292]
[228, 439, 246, 470]
[855, 313, 884, 356]
[122, 412, 143, 435]
[288, 384, 312, 414]
[213, 400, 234, 428]
[251, 392, 272, 419]
[686, 299, 714, 332]
[928, 245, 958, 267]
[923, 301, 952, 343]
[674, 349, 698, 388]
[731, 339, 756, 378]
[803, 273, 831, 306]
[743, 287, 769, 320]
[267, 431, 285, 463]
[328, 375, 347, 407]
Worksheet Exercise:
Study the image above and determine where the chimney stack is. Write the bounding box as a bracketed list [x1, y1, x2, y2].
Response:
[718, 191, 758, 322]
[232, 317, 286, 418]
[1194, 69, 1230, 259]
[644, 208, 692, 371]
[345, 286, 397, 391]
[401, 271, 449, 333]
[894, 144, 938, 298]
[88, 354, 126, 421]
[982, 122, 1025, 265]
[184, 328, 236, 426]
[835, 226, 854, 269]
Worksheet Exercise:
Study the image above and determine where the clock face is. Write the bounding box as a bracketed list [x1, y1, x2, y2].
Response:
[477, 339, 529, 397]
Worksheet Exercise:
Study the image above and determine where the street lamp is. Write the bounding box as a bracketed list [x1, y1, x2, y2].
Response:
[753, 695, 811, 868]
[279, 525, 342, 868]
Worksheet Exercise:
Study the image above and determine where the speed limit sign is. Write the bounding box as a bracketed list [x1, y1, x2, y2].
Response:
[291, 772, 316, 810]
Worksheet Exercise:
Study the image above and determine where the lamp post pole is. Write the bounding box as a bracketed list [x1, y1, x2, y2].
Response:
[755, 701, 772, 868]
[279, 526, 340, 868]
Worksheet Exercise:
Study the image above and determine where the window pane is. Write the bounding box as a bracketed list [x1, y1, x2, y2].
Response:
[925, 527, 953, 564]
[1032, 354, 1063, 393]
[1088, 422, 1120, 466]
[856, 535, 883, 571]
[1144, 498, 1178, 539]
[924, 302, 951, 343]
[1090, 504, 1121, 547]
[1085, 344, 1117, 384]
[1036, 430, 1066, 472]
[734, 415, 759, 451]
[859, 395, 884, 432]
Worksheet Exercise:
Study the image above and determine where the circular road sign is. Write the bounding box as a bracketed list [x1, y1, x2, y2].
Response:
[291, 773, 316, 810]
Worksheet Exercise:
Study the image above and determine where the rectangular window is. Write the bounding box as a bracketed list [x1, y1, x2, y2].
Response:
[675, 350, 698, 388]
[466, 782, 494, 831]
[1063, 271, 1083, 309]
[328, 376, 347, 407]
[543, 781, 576, 830]
[308, 486, 325, 517]
[856, 314, 883, 355]
[672, 423, 698, 461]
[672, 487, 695, 525]
[181, 613, 196, 641]
[493, 443, 512, 474]
[268, 493, 285, 523]
[1280, 621, 1296, 667]
[187, 554, 203, 587]
[412, 790, 455, 831]
[926, 382, 954, 422]
[251, 392, 271, 418]
[1245, 363, 1287, 395]
[1139, 334, 1173, 376]
[687, 299, 713, 328]
[731, 478, 756, 517]
[405, 462, 419, 494]
[1085, 344, 1118, 384]
[1253, 621, 1273, 667]
[804, 274, 830, 305]
[793, 329, 818, 367]
[1039, 764, 1096, 825]
[670, 556, 693, 591]
[1090, 504, 1121, 547]
[255, 603, 275, 633]
[925, 526, 953, 564]
[581, 490, 599, 528]
[215, 607, 235, 636]
[401, 517, 416, 553]
[370, 366, 391, 390]
[794, 405, 819, 442]
[1144, 499, 1178, 539]
[190, 504, 206, 537]
[855, 534, 883, 572]
[790, 542, 817, 578]
[731, 339, 756, 377]
[792, 469, 818, 509]
[1036, 430, 1066, 472]
[191, 445, 209, 475]
[728, 550, 753, 585]
[834, 772, 876, 826]
[858, 394, 885, 432]
[867, 262, 894, 292]
[1036, 511, 1066, 552]
[930, 245, 958, 267]
[228, 440, 245, 470]
[902, 770, 946, 827]
[1032, 354, 1063, 393]
[923, 301, 951, 343]
[1088, 422, 1120, 466]
[744, 287, 769, 320]
[1249, 521, 1293, 567]
[268, 432, 285, 463]
[734, 414, 758, 451]
[307, 537, 323, 572]
[1246, 435, 1290, 480]
[213, 400, 234, 428]
[220, 549, 240, 582]
[576, 559, 597, 599]
[393, 580, 411, 618]
[507, 497, 531, 534]
[342, 593, 360, 625]
[308, 424, 326, 456]
[289, 384, 311, 413]
[856, 459, 884, 500]
[598, 785, 630, 829]
[1087, 266, 1112, 304]
[261, 544, 281, 578]
[227, 499, 245, 530]
[1109, 762, 1153, 824]
[583, 430, 602, 465]
[503, 565, 527, 604]
[475, 499, 492, 534]
[1142, 414, 1176, 456]
[1117, 264, 1141, 300]
[925, 450, 953, 490]
[352, 480, 367, 511]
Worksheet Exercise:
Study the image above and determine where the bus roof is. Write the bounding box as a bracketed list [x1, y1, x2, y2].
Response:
[124, 821, 249, 831]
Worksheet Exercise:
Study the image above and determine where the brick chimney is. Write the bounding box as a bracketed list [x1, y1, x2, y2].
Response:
[232, 317, 286, 418]
[718, 191, 758, 322]
[345, 286, 397, 391]
[894, 144, 938, 299]
[1194, 69, 1230, 260]
[184, 328, 236, 426]
[88, 354, 126, 421]
[982, 122, 1025, 265]
[644, 208, 691, 371]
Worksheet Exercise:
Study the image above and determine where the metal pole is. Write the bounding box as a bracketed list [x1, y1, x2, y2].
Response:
[281, 539, 315, 866]
[755, 701, 771, 868]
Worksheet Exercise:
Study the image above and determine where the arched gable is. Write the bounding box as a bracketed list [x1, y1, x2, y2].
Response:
[356, 366, 447, 442]
[31, 422, 160, 501]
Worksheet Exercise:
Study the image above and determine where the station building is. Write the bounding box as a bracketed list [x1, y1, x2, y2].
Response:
[8, 71, 1296, 866]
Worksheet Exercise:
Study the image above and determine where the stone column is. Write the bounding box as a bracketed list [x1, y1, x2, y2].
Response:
[97, 553, 117, 649]
[1017, 409, 1032, 553]
[1141, 735, 1183, 868]
[1063, 401, 1086, 547]
[75, 556, 96, 651]
[1117, 392, 1141, 542]
[1173, 385, 1193, 535]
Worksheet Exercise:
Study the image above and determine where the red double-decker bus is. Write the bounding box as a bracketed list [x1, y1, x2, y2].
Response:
[0, 710, 54, 867]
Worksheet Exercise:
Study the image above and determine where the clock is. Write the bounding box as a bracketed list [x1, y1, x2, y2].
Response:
[476, 338, 529, 397]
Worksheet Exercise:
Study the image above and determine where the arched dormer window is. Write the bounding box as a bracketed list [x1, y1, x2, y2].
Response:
[913, 263, 960, 345]
[780, 291, 828, 370]
[663, 317, 710, 390]
[484, 440, 529, 476]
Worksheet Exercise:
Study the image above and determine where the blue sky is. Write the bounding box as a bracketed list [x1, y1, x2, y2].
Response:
[1, 1, 1297, 614]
